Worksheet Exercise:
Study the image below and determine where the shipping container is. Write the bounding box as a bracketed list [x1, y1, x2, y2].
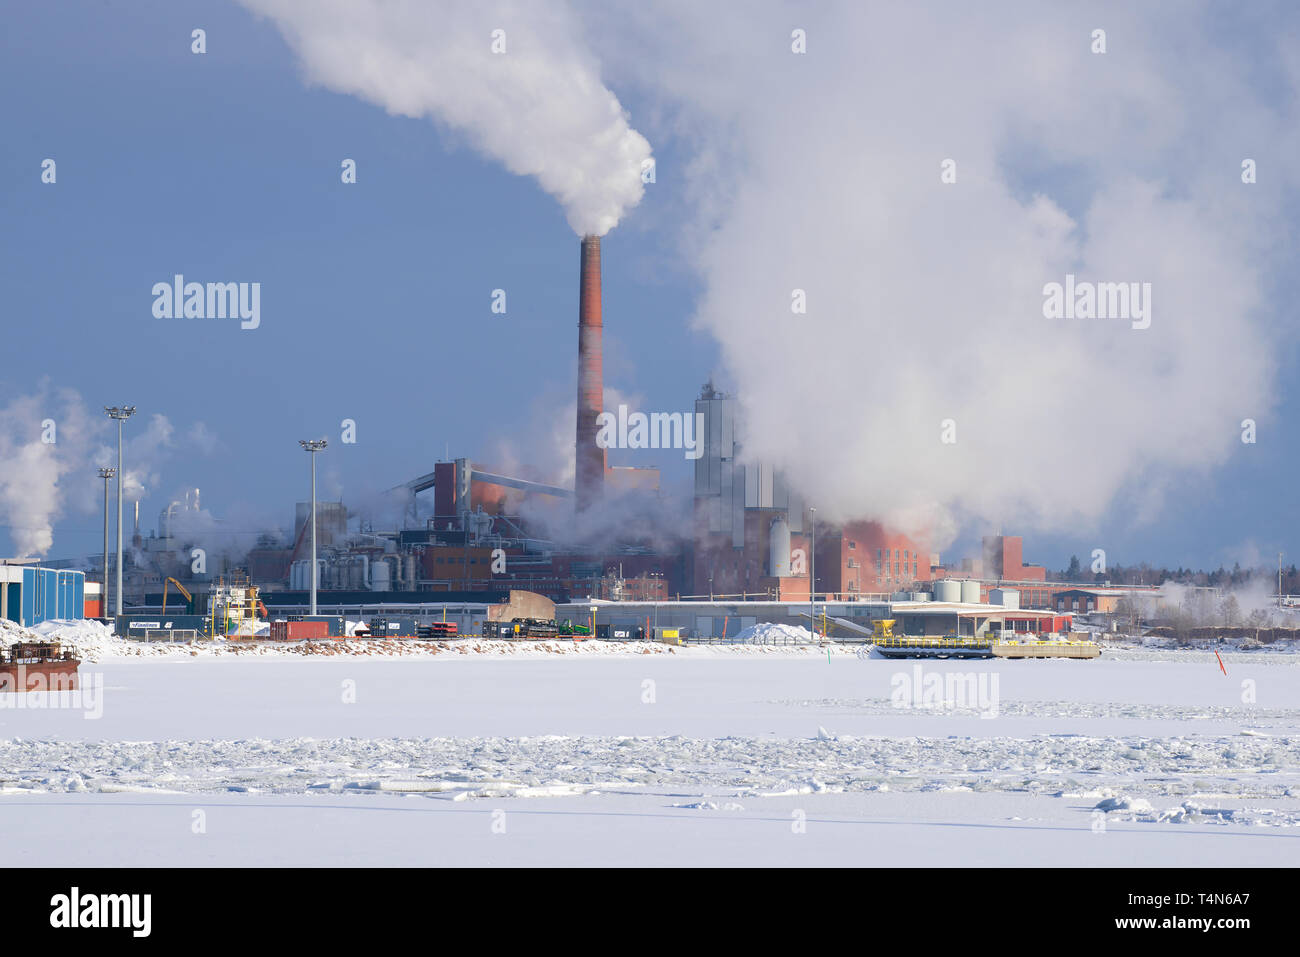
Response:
[366, 616, 419, 638]
[596, 624, 645, 640]
[270, 619, 330, 641]
[282, 614, 345, 637]
[116, 613, 212, 637]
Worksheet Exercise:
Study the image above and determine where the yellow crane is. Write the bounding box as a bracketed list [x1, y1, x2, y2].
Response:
[162, 577, 192, 614]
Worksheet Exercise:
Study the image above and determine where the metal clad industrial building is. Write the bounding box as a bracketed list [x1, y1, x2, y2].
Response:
[0, 565, 86, 626]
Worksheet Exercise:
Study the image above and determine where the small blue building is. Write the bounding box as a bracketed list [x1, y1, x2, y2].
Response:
[0, 563, 86, 626]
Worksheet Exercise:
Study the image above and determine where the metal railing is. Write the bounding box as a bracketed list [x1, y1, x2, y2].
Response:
[875, 636, 992, 649]
[682, 632, 820, 646]
[137, 629, 200, 643]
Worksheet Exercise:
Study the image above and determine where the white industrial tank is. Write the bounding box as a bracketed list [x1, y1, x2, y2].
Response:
[960, 580, 981, 604]
[370, 558, 391, 592]
[933, 580, 961, 603]
[769, 517, 791, 577]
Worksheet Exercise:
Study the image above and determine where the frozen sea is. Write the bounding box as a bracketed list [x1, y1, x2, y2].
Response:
[2, 640, 1297, 866]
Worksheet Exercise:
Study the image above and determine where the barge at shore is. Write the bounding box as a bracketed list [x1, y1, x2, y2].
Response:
[0, 641, 81, 692]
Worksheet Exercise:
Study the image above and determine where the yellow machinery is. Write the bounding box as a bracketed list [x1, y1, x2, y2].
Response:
[162, 577, 192, 614]
[872, 619, 896, 639]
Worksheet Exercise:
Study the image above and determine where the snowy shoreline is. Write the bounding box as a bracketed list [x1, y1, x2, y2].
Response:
[6, 618, 1299, 665]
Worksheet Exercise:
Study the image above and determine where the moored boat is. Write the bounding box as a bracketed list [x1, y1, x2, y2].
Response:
[0, 641, 81, 692]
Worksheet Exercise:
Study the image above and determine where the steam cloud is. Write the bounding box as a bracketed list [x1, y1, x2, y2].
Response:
[0, 388, 93, 558]
[591, 2, 1300, 547]
[243, 2, 1299, 552]
[240, 0, 653, 236]
[0, 386, 218, 560]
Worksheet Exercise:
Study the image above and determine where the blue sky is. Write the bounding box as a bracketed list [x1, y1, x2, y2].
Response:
[1, 1, 711, 558]
[2, 1, 1297, 573]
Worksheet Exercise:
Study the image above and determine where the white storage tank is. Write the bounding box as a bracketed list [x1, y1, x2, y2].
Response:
[769, 517, 791, 578]
[960, 580, 981, 604]
[370, 558, 391, 592]
[990, 588, 1020, 609]
[933, 579, 961, 603]
[910, 591, 929, 602]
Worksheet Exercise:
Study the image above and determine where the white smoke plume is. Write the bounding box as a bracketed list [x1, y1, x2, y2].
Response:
[240, 2, 1299, 554]
[0, 386, 217, 560]
[239, 0, 653, 236]
[0, 387, 95, 558]
[589, 2, 1300, 548]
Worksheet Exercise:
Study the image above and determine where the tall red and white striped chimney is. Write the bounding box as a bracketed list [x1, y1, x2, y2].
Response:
[575, 234, 606, 513]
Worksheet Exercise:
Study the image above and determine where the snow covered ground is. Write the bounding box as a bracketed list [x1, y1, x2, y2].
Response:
[1, 620, 1297, 865]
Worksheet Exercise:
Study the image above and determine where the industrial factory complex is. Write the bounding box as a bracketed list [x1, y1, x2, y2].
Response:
[5, 237, 1151, 640]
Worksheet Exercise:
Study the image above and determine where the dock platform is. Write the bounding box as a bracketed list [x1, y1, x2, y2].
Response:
[872, 637, 994, 659]
[992, 639, 1100, 659]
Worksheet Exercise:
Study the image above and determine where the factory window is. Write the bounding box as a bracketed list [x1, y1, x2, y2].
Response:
[904, 550, 909, 560]
[1071, 599, 1079, 611]
[848, 541, 856, 549]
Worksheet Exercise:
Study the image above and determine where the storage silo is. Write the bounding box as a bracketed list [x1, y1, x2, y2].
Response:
[960, 580, 981, 604]
[769, 517, 791, 577]
[933, 579, 961, 603]
[910, 591, 929, 602]
[370, 558, 391, 592]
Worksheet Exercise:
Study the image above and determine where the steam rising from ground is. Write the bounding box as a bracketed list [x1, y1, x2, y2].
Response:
[240, 0, 652, 236]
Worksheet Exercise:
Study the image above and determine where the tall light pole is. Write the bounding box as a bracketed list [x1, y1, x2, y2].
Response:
[299, 439, 327, 615]
[809, 506, 817, 637]
[104, 407, 135, 616]
[98, 467, 115, 618]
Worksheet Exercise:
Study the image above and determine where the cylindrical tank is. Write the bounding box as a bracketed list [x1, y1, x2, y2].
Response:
[933, 579, 961, 603]
[960, 580, 981, 604]
[769, 517, 791, 577]
[370, 558, 391, 592]
[910, 591, 929, 602]
[404, 554, 418, 589]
